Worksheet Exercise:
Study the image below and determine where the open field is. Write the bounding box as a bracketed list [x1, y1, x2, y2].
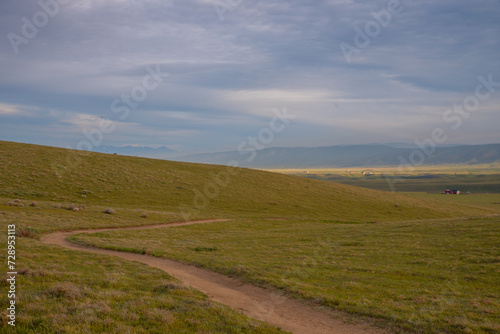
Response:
[0, 228, 284, 333]
[43, 221, 387, 334]
[1, 141, 500, 333]
[71, 217, 500, 334]
[402, 193, 500, 212]
[267, 164, 500, 193]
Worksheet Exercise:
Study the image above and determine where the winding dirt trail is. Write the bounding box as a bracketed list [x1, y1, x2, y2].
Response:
[41, 219, 388, 334]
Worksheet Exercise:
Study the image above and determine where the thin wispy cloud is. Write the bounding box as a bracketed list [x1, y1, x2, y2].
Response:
[0, 0, 499, 152]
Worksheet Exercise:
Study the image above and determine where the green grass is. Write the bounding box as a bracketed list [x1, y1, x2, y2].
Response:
[0, 229, 286, 333]
[72, 217, 500, 334]
[0, 140, 493, 222]
[1, 140, 500, 333]
[402, 193, 500, 212]
[0, 198, 182, 234]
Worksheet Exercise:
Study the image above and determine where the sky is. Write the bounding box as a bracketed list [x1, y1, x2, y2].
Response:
[0, 0, 499, 154]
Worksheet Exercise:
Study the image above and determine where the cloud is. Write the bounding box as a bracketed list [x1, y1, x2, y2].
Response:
[0, 0, 499, 151]
[0, 103, 32, 115]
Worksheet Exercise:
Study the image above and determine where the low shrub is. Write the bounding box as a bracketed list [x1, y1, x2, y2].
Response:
[7, 199, 23, 207]
[16, 227, 40, 239]
[103, 208, 116, 215]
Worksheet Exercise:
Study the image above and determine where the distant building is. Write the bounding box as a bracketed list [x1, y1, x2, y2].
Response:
[444, 189, 460, 194]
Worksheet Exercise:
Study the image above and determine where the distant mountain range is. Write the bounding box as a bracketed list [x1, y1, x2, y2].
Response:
[176, 144, 500, 168]
[94, 145, 177, 158]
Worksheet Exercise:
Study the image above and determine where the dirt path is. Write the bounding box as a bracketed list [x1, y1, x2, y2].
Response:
[41, 219, 388, 334]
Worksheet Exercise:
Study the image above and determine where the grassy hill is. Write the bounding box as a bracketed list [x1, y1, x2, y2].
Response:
[0, 140, 493, 225]
[1, 140, 498, 333]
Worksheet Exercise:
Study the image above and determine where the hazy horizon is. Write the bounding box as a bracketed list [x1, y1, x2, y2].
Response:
[4, 139, 500, 156]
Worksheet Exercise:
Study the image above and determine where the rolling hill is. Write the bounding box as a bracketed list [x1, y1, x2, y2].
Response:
[1, 140, 498, 334]
[0, 140, 492, 222]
